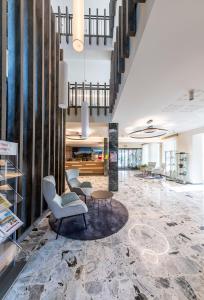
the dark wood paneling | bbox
[22,0,36,227]
[7,0,24,155]
[0,0,7,140]
[43,0,51,179]
[50,12,56,176]
[34,0,44,218]
[55,33,60,193]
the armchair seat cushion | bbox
[61,192,80,207]
[59,199,88,218]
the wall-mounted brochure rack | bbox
[0,140,24,283]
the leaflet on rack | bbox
[0,207,23,240]
[0,193,12,209]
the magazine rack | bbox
[0,140,24,280]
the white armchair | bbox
[65,169,92,203]
[42,176,88,239]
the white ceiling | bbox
[113,0,204,140]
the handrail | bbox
[68,82,110,116]
[55,7,114,45]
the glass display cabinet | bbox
[176,152,189,184]
[0,141,24,296]
[165,150,177,180]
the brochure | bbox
[0,208,23,239]
[0,193,12,209]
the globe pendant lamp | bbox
[73,0,84,52]
[81,101,89,139]
[59,60,68,109]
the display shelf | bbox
[0,140,24,283]
[176,152,189,184]
[165,150,177,180]
[0,159,23,182]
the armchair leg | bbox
[83,214,87,229]
[84,195,87,204]
[56,218,63,239]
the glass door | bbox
[118,149,142,170]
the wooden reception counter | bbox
[65,161,104,175]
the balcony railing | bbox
[55,7,113,45]
[68,82,110,116]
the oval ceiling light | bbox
[73,0,84,52]
[59,60,68,109]
[129,120,168,139]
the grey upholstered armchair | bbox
[65,169,92,203]
[42,176,88,239]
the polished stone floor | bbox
[5,171,204,300]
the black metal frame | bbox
[55,6,114,45]
[68,82,110,116]
[55,213,87,239]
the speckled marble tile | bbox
[4,171,204,300]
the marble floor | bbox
[5,171,204,300]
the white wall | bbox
[67,58,110,83]
[177,127,204,184]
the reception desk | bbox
[65,161,104,175]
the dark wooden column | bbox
[7,0,24,162]
[43,0,51,178]
[0,0,7,140]
[34,0,44,218]
[109,123,118,192]
[22,0,36,227]
[55,33,60,193]
[50,12,56,176]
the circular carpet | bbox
[49,199,129,240]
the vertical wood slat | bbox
[97,82,99,116]
[0,0,7,140]
[75,82,77,115]
[68,82,70,115]
[104,83,107,115]
[7,0,24,160]
[118,6,125,73]
[89,8,91,45]
[58,6,61,43]
[43,0,51,180]
[66,6,69,44]
[104,9,107,46]
[122,0,130,58]
[90,82,92,116]
[55,33,60,193]
[96,9,99,45]
[35,0,45,218]
[50,11,56,176]
[22,0,36,227]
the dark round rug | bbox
[49,199,129,240]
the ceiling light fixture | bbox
[73,0,84,52]
[129,120,168,139]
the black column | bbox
[50,12,56,176]
[55,33,60,193]
[34,0,44,218]
[43,0,51,178]
[22,0,36,227]
[109,123,118,191]
[0,0,7,140]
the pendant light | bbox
[59,50,68,109]
[81,101,89,138]
[73,0,84,52]
[81,52,89,139]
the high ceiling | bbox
[113,0,204,139]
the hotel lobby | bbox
[0,0,204,299]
